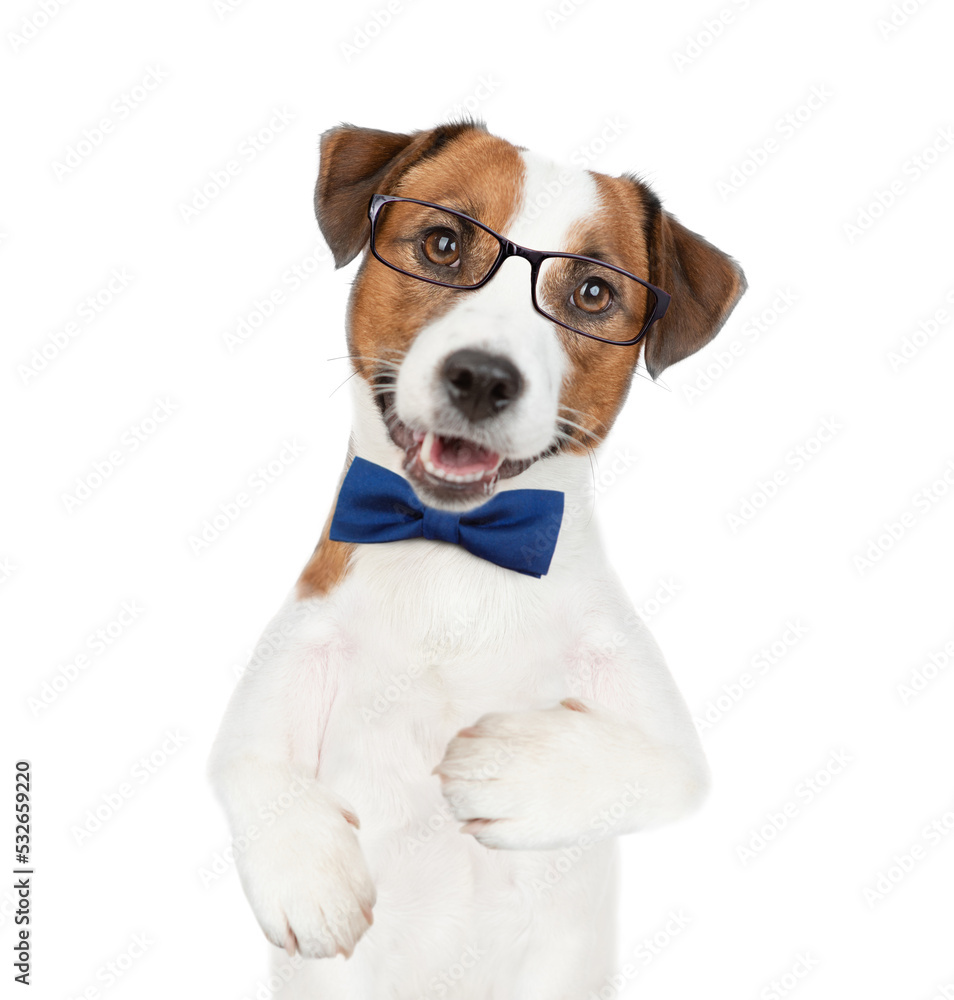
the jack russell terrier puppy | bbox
[209,120,746,999]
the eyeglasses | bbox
[367,194,670,346]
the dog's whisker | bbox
[558,421,597,437]
[556,404,593,419]
[330,370,361,397]
[556,417,604,449]
[557,405,603,435]
[631,363,670,390]
[329,352,407,375]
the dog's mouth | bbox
[376,391,542,501]
[413,431,503,486]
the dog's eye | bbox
[572,278,612,314]
[422,229,460,268]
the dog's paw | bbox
[434,700,631,851]
[234,786,375,959]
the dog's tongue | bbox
[428,432,500,476]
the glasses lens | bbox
[536,256,656,343]
[372,200,502,288]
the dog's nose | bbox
[442,349,523,422]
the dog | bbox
[209,120,746,999]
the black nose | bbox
[442,349,523,422]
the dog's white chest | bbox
[314,540,570,817]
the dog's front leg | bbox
[208,604,374,958]
[434,605,709,852]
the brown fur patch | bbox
[346,130,526,387]
[553,173,657,454]
[296,514,355,600]
[316,123,481,268]
[560,697,589,713]
[638,203,746,380]
[296,461,356,599]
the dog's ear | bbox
[638,190,746,380]
[316,122,479,269]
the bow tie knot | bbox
[329,457,564,577]
[421,506,462,546]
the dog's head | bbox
[316,121,745,510]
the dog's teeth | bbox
[421,431,436,462]
[421,432,439,476]
[417,430,498,484]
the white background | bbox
[3,0,953,997]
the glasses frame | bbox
[367,193,670,347]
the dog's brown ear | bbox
[316,122,480,268]
[639,194,746,380]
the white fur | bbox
[209,150,709,999]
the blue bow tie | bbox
[328,457,564,577]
